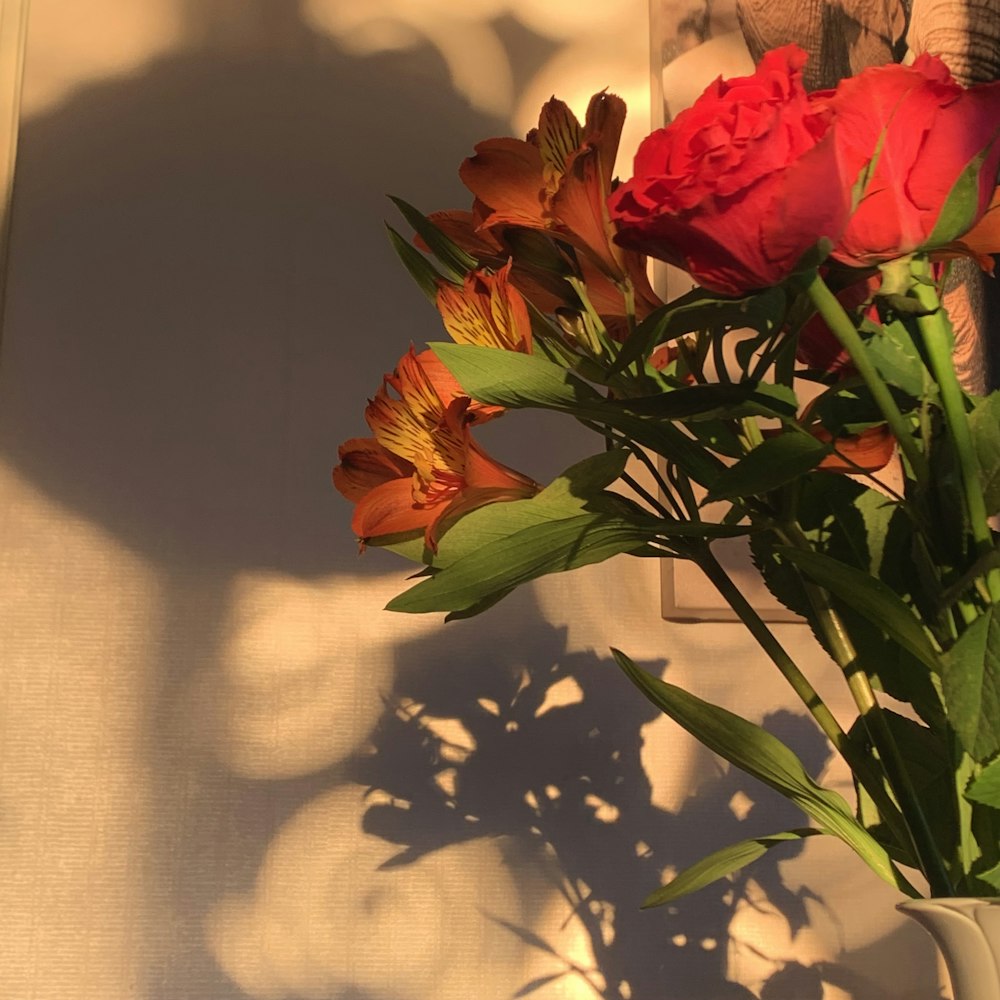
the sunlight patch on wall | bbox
[187,568,442,779]
[509,25,649,182]
[19,0,185,119]
[0,458,158,1000]
[302,0,514,118]
[206,785,527,1000]
[303,0,649,139]
[534,674,584,717]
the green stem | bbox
[698,550,874,778]
[781,524,953,897]
[910,260,1000,604]
[701,544,921,869]
[805,272,929,484]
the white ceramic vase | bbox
[898,899,1000,1000]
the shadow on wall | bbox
[3,4,573,581]
[350,610,913,1000]
[0,2,944,998]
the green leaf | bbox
[651,423,729,488]
[774,546,942,673]
[974,857,1000,891]
[389,196,477,280]
[386,224,442,303]
[379,450,633,570]
[943,607,1000,761]
[534,448,632,505]
[612,650,914,894]
[848,711,954,864]
[441,451,635,567]
[807,381,895,435]
[432,342,729,487]
[642,830,822,907]
[970,392,1000,516]
[387,513,660,614]
[610,381,798,421]
[923,128,1000,249]
[865,317,927,398]
[967,756,1000,810]
[611,285,786,375]
[432,341,604,410]
[704,434,829,503]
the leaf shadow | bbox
[348,600,857,1000]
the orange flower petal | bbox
[420,210,505,260]
[435,262,532,354]
[582,91,627,195]
[351,476,434,540]
[408,350,502,425]
[551,145,624,278]
[534,96,584,193]
[333,437,413,502]
[459,137,546,229]
[815,424,895,473]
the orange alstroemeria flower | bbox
[436,261,533,353]
[334,349,537,549]
[423,209,572,315]
[458,91,659,316]
[761,421,895,475]
[400,347,504,425]
[812,423,896,473]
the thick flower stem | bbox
[780,526,954,897]
[805,272,929,484]
[910,261,1000,604]
[698,550,839,733]
[696,547,910,842]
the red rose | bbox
[830,54,1000,267]
[607,46,848,296]
[797,271,881,375]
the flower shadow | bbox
[350,603,836,1000]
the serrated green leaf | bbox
[389,196,477,280]
[386,224,442,303]
[848,711,953,864]
[865,318,927,398]
[642,830,822,907]
[974,857,1000,891]
[612,650,915,895]
[967,757,1000,810]
[970,392,1000,516]
[704,433,829,503]
[774,546,942,673]
[943,607,1000,761]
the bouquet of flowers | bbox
[334,46,1000,904]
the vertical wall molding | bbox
[0,0,30,355]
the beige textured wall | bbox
[0,3,943,999]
